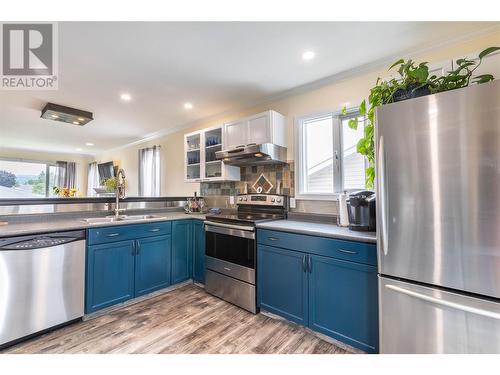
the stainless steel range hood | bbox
[215,143,287,166]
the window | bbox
[296,111,367,199]
[138,146,161,197]
[0,159,57,198]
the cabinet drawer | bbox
[88,221,172,245]
[257,229,377,266]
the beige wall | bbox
[94,29,500,197]
[0,147,92,195]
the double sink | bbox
[82,214,164,225]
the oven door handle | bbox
[204,221,255,232]
[205,221,255,239]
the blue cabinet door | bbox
[134,235,172,297]
[257,244,308,326]
[171,220,193,284]
[192,220,205,283]
[308,254,379,353]
[86,240,135,313]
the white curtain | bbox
[87,162,100,197]
[138,146,161,197]
[55,161,77,188]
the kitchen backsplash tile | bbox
[200,162,294,197]
[200,161,338,216]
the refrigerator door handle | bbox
[385,284,500,320]
[378,135,389,256]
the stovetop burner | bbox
[205,194,287,226]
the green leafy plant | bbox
[345,46,499,188]
[102,177,117,192]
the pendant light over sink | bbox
[40,102,94,126]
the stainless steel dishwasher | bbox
[0,230,85,347]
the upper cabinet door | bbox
[224,119,248,150]
[247,113,271,145]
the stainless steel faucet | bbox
[114,168,126,218]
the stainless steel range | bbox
[204,194,287,313]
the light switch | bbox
[290,197,296,208]
[229,196,235,205]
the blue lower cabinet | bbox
[308,254,379,353]
[134,235,172,297]
[257,245,308,325]
[257,229,379,353]
[172,220,193,284]
[192,220,205,283]
[86,240,135,313]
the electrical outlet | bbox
[229,196,235,205]
[289,197,296,208]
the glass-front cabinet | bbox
[184,126,240,182]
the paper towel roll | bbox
[338,192,350,227]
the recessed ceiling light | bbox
[184,102,193,110]
[85,142,94,146]
[72,121,80,125]
[51,114,59,119]
[77,117,85,121]
[120,93,132,101]
[302,50,315,61]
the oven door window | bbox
[205,231,255,269]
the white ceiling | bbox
[0,22,496,155]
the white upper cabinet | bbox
[224,119,248,149]
[247,113,270,145]
[223,110,287,150]
[184,126,240,183]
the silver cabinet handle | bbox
[267,237,279,241]
[308,255,312,273]
[149,228,160,232]
[302,255,307,272]
[338,248,357,255]
[385,284,500,320]
[106,233,120,237]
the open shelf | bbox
[205,144,222,149]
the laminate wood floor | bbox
[2,284,349,354]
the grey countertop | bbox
[256,220,377,243]
[0,212,205,238]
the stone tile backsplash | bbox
[200,162,294,197]
[200,161,338,216]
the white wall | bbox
[94,29,500,197]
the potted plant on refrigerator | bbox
[346,46,500,188]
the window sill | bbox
[294,193,340,202]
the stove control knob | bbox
[271,198,275,202]
[277,198,282,203]
[243,197,248,201]
[238,197,243,201]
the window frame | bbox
[294,107,365,201]
[0,157,57,198]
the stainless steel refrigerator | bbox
[376,80,500,354]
